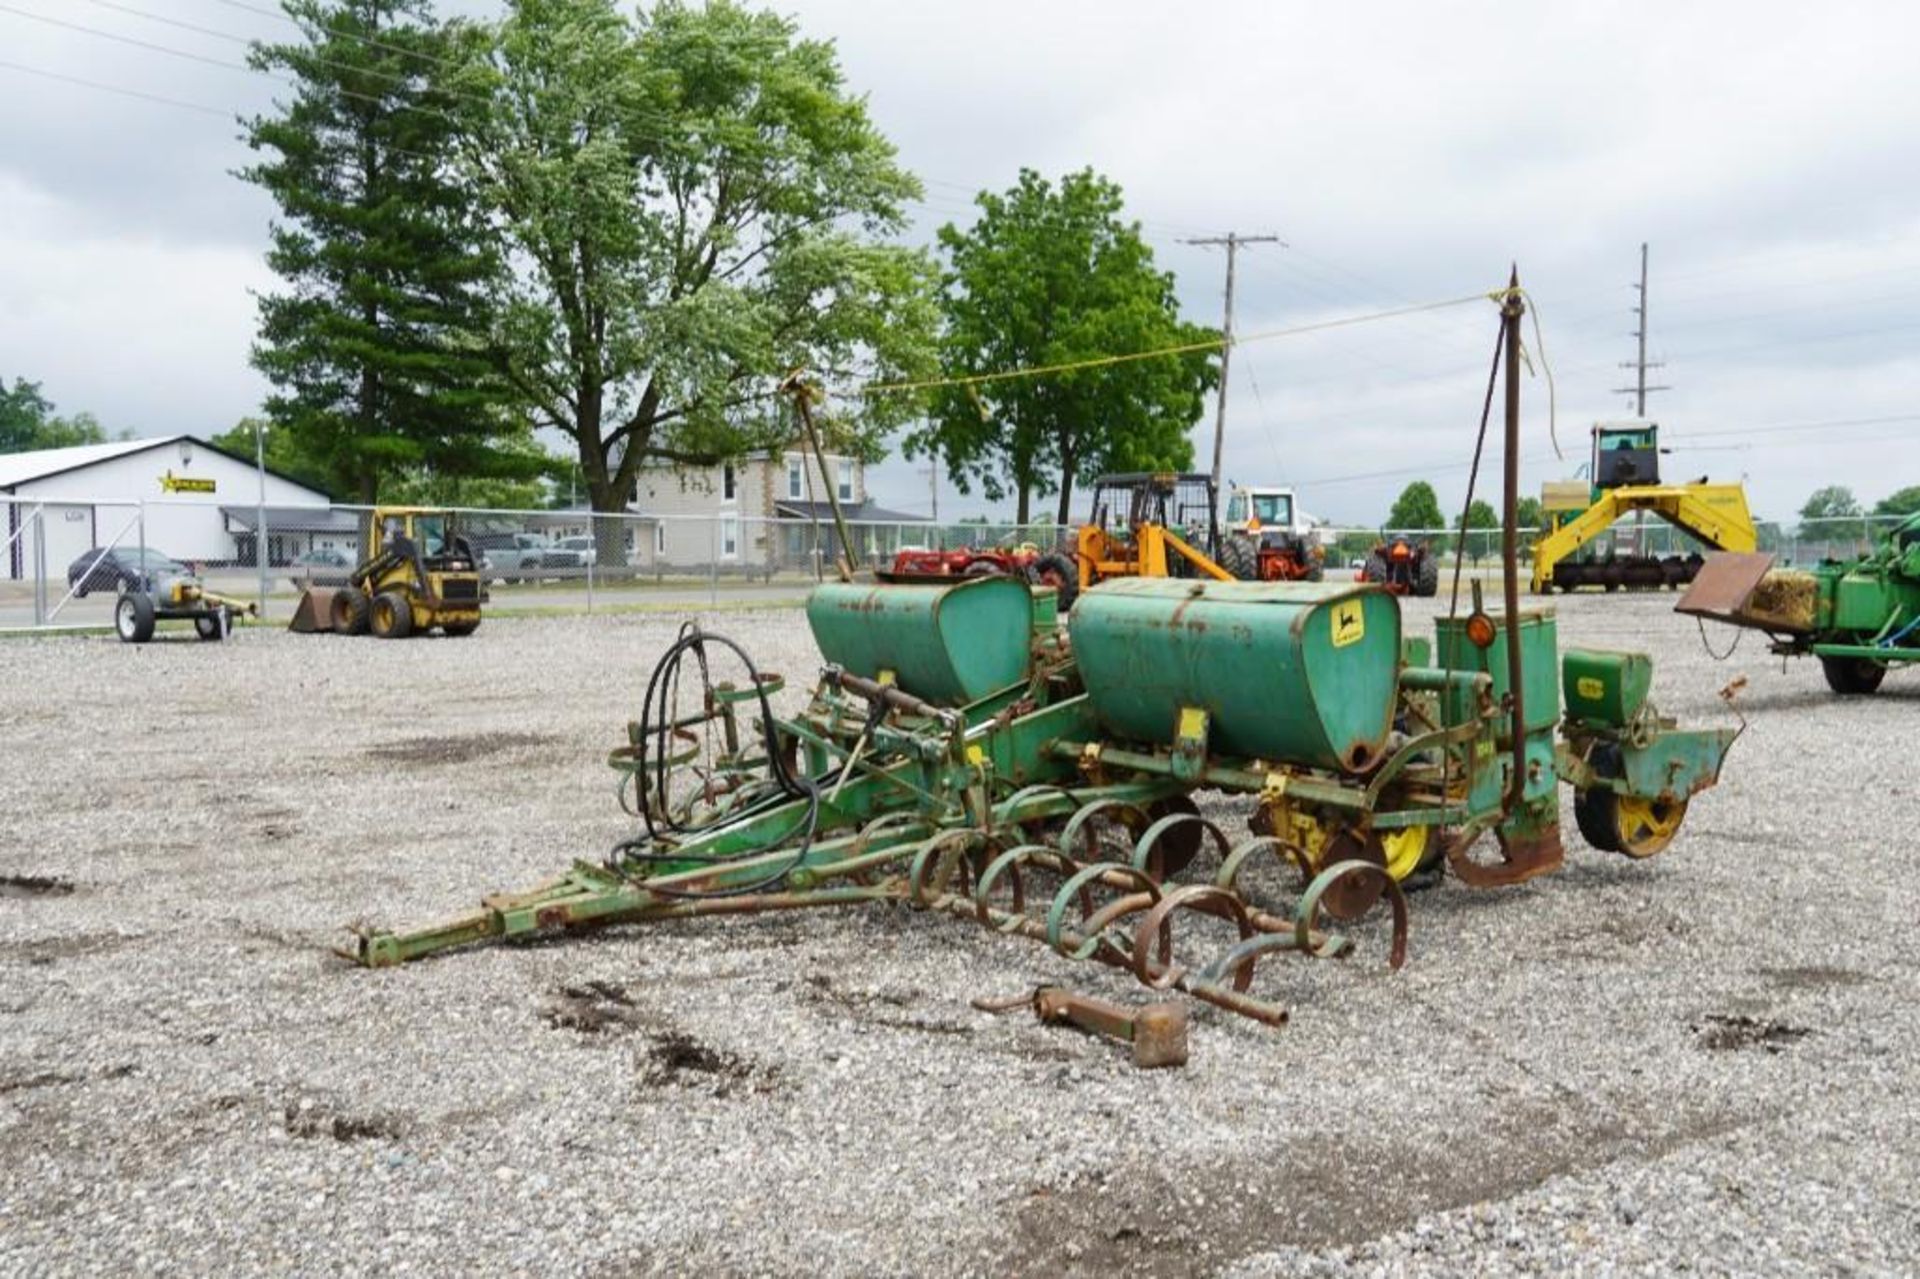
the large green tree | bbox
[242,0,538,504]
[1798,484,1861,522]
[1455,497,1499,561]
[907,169,1218,525]
[456,0,937,548]
[1386,480,1446,532]
[1873,486,1920,517]
[1,377,113,453]
[1798,483,1865,542]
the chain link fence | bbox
[2,494,1909,633]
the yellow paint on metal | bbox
[1529,481,1757,593]
[1575,675,1605,700]
[1379,825,1430,880]
[1613,794,1686,858]
[1331,599,1365,648]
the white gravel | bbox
[1,593,1915,1276]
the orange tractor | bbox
[1358,535,1440,597]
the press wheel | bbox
[1574,787,1687,859]
[1378,824,1432,882]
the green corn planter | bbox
[806,576,1034,706]
[1433,609,1561,735]
[1069,579,1401,773]
[1561,649,1651,727]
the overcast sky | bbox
[2,0,1916,524]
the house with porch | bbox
[631,443,927,573]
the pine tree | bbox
[240,0,540,503]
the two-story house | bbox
[631,442,928,573]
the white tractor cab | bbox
[1219,485,1324,582]
[1224,486,1307,538]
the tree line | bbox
[223,0,1214,544]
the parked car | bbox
[541,535,593,571]
[286,547,353,590]
[472,532,552,583]
[67,546,190,596]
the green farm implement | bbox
[343,280,1741,1028]
[1678,511,1920,695]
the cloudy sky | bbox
[2,0,1916,524]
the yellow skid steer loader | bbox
[290,507,485,638]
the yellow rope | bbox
[1495,286,1562,461]
[860,291,1499,396]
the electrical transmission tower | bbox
[1614,242,1670,416]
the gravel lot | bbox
[2,591,1915,1276]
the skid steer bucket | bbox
[1675,551,1818,633]
[289,587,338,633]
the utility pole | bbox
[1614,242,1670,416]
[1183,231,1283,515]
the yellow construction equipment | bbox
[1531,422,1755,593]
[290,507,485,637]
[1075,473,1235,592]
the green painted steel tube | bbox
[1810,643,1920,662]
[1068,579,1401,774]
[806,575,1035,705]
[1399,666,1492,696]
[1048,740,1372,810]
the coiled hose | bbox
[608,626,822,897]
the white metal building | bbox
[1,435,331,581]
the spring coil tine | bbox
[1197,930,1322,989]
[849,811,933,859]
[972,844,1064,932]
[1046,862,1162,960]
[1057,798,1150,863]
[1130,883,1257,992]
[906,828,991,907]
[991,782,1086,826]
[1130,811,1233,879]
[1214,835,1317,895]
[1294,859,1411,969]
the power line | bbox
[0,2,255,75]
[0,52,444,166]
[1298,411,1920,492]
[0,54,229,116]
[78,0,497,113]
[206,0,465,73]
[862,292,1491,396]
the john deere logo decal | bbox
[1331,599,1365,648]
[159,469,216,494]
